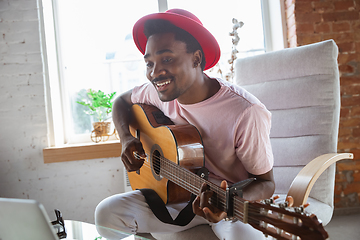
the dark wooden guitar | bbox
[127,104,329,240]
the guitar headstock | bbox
[248,197,329,240]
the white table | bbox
[63,220,148,240]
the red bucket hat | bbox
[133,9,221,70]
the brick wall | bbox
[285,0,360,209]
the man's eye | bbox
[146,62,153,68]
[163,58,172,63]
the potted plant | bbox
[76,89,117,142]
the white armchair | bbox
[235,39,353,226]
[151,40,353,239]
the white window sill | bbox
[43,141,122,163]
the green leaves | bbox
[76,89,117,122]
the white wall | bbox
[0,0,124,224]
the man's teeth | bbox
[156,80,171,87]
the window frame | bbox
[40,0,286,151]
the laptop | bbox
[0,198,59,240]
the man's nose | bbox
[150,64,166,79]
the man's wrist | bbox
[119,132,133,141]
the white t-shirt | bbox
[131,78,273,184]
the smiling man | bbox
[95,9,275,240]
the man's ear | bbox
[193,50,203,68]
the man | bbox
[95,9,274,240]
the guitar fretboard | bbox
[157,155,248,222]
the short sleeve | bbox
[235,104,273,175]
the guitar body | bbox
[128,104,205,204]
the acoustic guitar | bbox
[127,104,329,240]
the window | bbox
[40,0,285,146]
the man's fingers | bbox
[121,141,146,171]
[193,181,228,223]
[133,141,146,159]
[203,207,227,223]
[193,197,218,222]
[192,196,205,218]
[199,191,213,209]
[220,180,228,190]
[121,151,144,172]
[199,183,212,209]
[218,211,227,220]
[200,183,210,192]
[203,207,217,223]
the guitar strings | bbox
[135,159,269,225]
[135,152,261,214]
[134,151,261,217]
[134,152,228,207]
[133,152,262,221]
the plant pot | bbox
[91,121,112,143]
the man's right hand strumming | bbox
[120,135,146,172]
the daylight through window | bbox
[42,0,283,145]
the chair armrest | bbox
[287,153,354,207]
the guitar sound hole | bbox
[152,150,161,176]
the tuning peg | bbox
[262,195,280,205]
[279,202,288,208]
[294,203,310,213]
[286,196,294,207]
[263,198,274,205]
[294,206,304,213]
[272,195,280,201]
[303,203,310,208]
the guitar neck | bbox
[158,157,329,240]
[159,156,248,222]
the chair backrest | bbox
[234,40,340,207]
